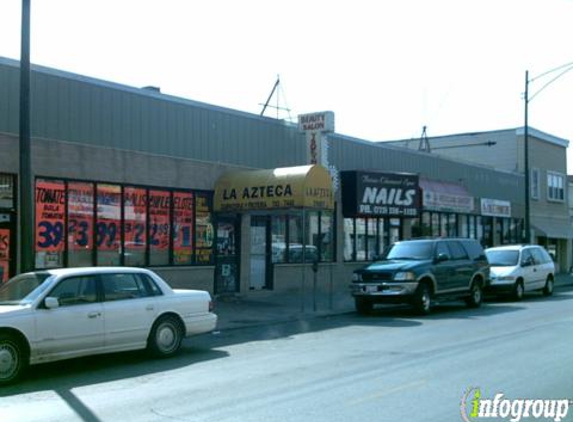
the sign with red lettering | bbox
[0,228,10,283]
[35,180,66,253]
[96,184,121,251]
[68,182,94,252]
[149,190,171,251]
[173,191,193,264]
[124,187,147,250]
[196,193,214,264]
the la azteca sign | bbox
[222,184,293,201]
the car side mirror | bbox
[436,253,449,262]
[44,297,60,309]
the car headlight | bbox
[393,271,416,281]
[352,273,362,282]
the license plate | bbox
[363,285,378,293]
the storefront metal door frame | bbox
[214,214,241,295]
[249,215,272,290]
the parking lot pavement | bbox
[213,273,573,331]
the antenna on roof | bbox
[418,125,431,152]
[259,75,293,121]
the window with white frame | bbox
[530,168,540,200]
[547,172,565,202]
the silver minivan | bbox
[485,244,555,300]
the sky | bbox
[1,0,573,169]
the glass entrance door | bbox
[250,216,269,290]
[215,216,240,294]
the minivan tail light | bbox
[209,300,214,312]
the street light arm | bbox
[529,65,573,102]
[530,61,573,83]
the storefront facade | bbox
[1,57,567,297]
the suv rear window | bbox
[461,239,486,261]
[447,241,468,260]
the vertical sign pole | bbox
[19,0,34,273]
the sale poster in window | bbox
[124,187,147,250]
[196,193,214,264]
[96,184,121,252]
[0,228,10,283]
[68,182,94,253]
[149,190,171,252]
[35,179,66,268]
[173,191,193,265]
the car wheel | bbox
[0,334,27,385]
[413,283,432,315]
[466,282,483,308]
[543,277,554,296]
[512,280,524,301]
[355,297,373,315]
[147,315,183,358]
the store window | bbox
[173,191,194,265]
[271,211,334,263]
[0,174,14,209]
[378,218,387,255]
[195,193,214,265]
[366,219,377,260]
[469,215,476,239]
[547,172,565,202]
[149,190,171,266]
[355,218,367,261]
[304,211,320,263]
[34,178,215,269]
[530,168,540,200]
[447,214,457,237]
[35,179,66,268]
[343,216,402,262]
[123,186,147,266]
[389,218,401,244]
[320,211,334,262]
[431,213,440,237]
[68,182,94,267]
[459,215,468,238]
[271,215,287,263]
[96,184,121,266]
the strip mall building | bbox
[1,57,571,300]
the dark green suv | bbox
[350,238,489,315]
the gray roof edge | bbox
[515,127,569,147]
[0,56,297,129]
[328,132,523,177]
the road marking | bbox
[347,379,427,406]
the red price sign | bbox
[149,190,171,251]
[35,180,66,252]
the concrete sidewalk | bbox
[213,273,573,331]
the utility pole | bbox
[522,62,573,243]
[19,0,34,273]
[524,70,530,243]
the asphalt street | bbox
[2,285,573,422]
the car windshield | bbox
[0,273,52,305]
[385,241,433,260]
[486,250,519,266]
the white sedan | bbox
[0,267,217,385]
